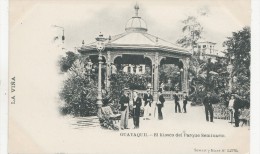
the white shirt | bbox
[229,99,235,108]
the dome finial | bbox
[134,3,139,17]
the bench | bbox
[101,106,121,124]
[239,109,250,126]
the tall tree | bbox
[177,16,203,51]
[223,27,250,97]
[177,15,206,97]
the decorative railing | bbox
[126,90,183,101]
[212,104,230,120]
[162,91,183,100]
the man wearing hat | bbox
[156,90,165,120]
[228,94,235,123]
[183,92,188,113]
[119,88,130,130]
[143,89,154,120]
[132,90,142,129]
[203,92,214,122]
[233,94,243,127]
[174,91,181,113]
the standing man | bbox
[183,92,188,113]
[157,90,165,120]
[233,94,242,127]
[174,91,181,113]
[203,92,214,122]
[143,89,153,120]
[119,88,130,130]
[228,94,235,123]
[132,91,142,129]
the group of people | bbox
[119,88,165,130]
[173,91,189,113]
[228,94,250,127]
[119,88,250,130]
[119,89,189,130]
[202,92,250,127]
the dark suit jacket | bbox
[143,94,153,106]
[233,98,243,110]
[183,96,188,104]
[119,95,130,111]
[159,94,165,107]
[174,94,180,103]
[203,96,213,107]
[133,97,142,116]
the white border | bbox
[0,0,259,153]
[251,0,260,154]
[0,0,8,153]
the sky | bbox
[10,0,250,52]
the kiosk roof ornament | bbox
[125,3,148,32]
[134,3,139,17]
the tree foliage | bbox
[177,15,230,104]
[109,71,150,112]
[59,57,98,116]
[223,27,250,97]
[159,64,180,91]
[177,15,207,99]
[177,16,203,49]
[58,51,78,72]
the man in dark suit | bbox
[233,94,243,127]
[183,92,188,113]
[132,91,142,129]
[157,90,165,120]
[203,92,214,122]
[119,88,130,130]
[174,91,181,113]
[143,89,153,120]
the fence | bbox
[126,90,183,101]
[212,104,231,120]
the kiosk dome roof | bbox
[125,4,147,32]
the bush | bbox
[59,59,98,117]
[58,51,78,72]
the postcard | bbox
[8,0,250,153]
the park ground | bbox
[64,101,249,154]
[9,101,249,154]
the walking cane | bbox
[154,103,156,118]
[133,107,135,117]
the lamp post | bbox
[52,25,65,43]
[177,68,183,91]
[180,68,183,91]
[205,58,212,92]
[52,25,65,51]
[95,33,106,117]
[147,83,152,90]
[85,59,93,81]
[227,55,234,93]
[227,64,233,92]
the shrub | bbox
[58,51,78,72]
[59,59,98,117]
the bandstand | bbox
[78,4,191,101]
